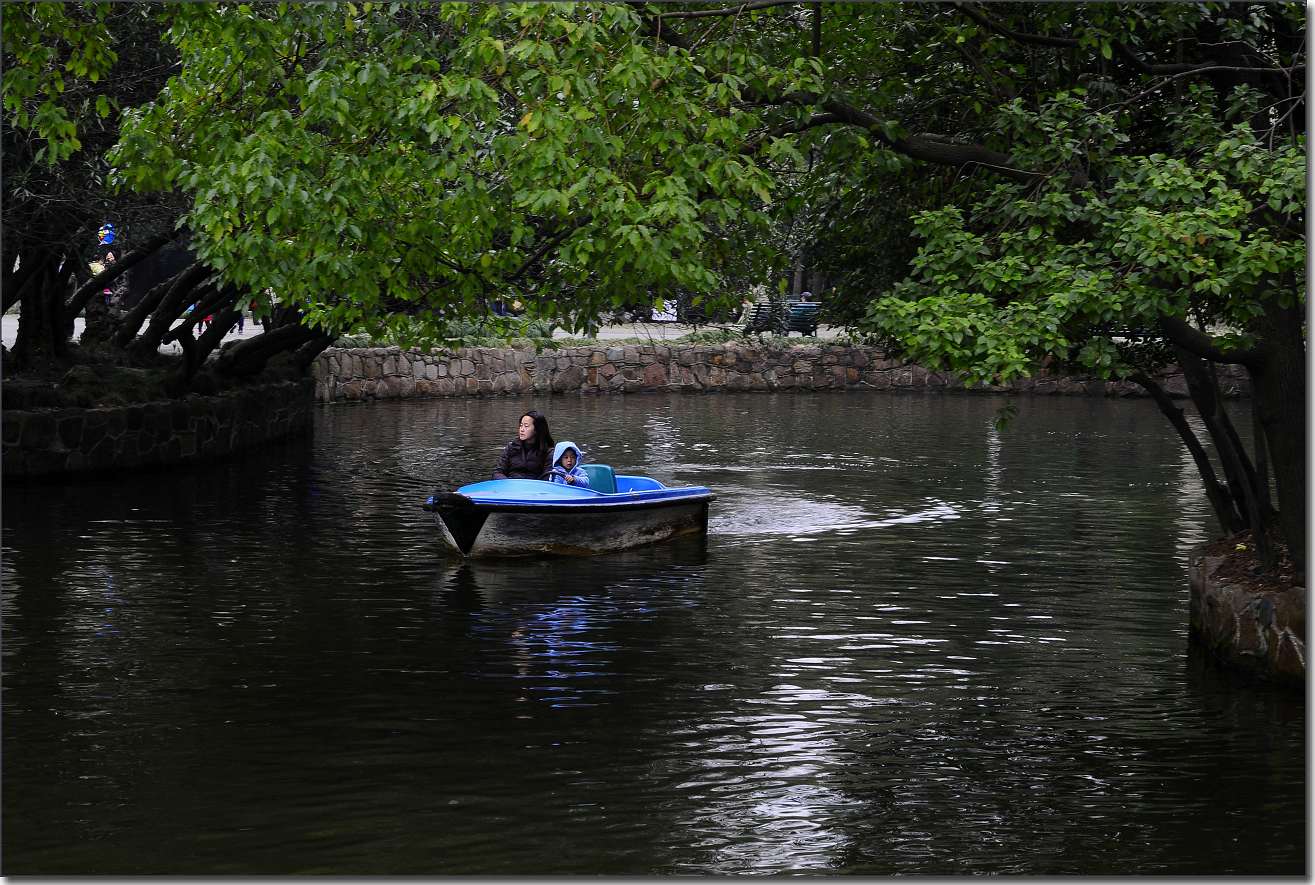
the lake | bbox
[2,391,1304,874]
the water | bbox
[2,392,1304,875]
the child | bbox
[547,441,590,488]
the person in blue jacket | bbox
[547,441,590,488]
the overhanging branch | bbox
[1157,314,1263,368]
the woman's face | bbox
[517,415,535,442]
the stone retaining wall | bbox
[1189,550,1306,686]
[312,342,1248,403]
[3,380,314,479]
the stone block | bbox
[57,414,84,450]
[22,413,56,450]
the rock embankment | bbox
[3,380,313,478]
[1190,547,1305,686]
[312,342,1248,403]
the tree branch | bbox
[213,320,321,378]
[652,1,797,20]
[63,230,180,319]
[119,262,211,353]
[1131,369,1244,535]
[956,2,1301,77]
[632,5,1044,184]
[954,2,1078,49]
[819,98,1043,183]
[1156,314,1263,368]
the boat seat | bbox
[580,463,617,494]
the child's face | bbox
[560,450,576,470]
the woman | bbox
[493,410,555,480]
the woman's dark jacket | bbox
[493,439,550,480]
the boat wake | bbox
[711,491,960,539]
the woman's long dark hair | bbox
[523,410,554,473]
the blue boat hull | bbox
[423,477,714,558]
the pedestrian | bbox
[237,312,245,333]
[101,252,116,304]
[492,410,555,480]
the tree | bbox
[824,9,1304,573]
[2,2,170,370]
[109,2,789,348]
[4,3,339,391]
[625,2,1305,569]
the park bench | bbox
[742,300,821,336]
[784,301,820,336]
[742,301,781,334]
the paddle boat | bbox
[422,464,714,558]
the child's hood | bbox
[551,441,583,467]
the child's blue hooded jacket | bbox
[547,441,590,487]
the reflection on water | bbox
[2,393,1303,875]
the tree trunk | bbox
[1133,370,1243,535]
[293,330,336,371]
[11,256,71,371]
[3,246,53,315]
[122,264,209,357]
[213,322,320,378]
[1175,346,1275,568]
[1248,301,1306,574]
